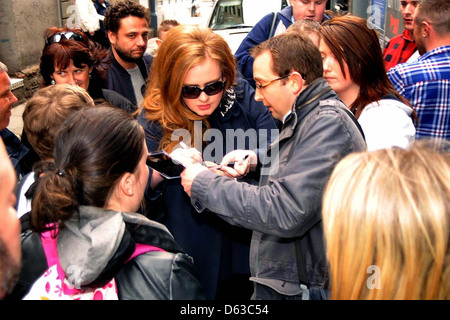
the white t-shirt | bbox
[406,50,420,63]
[127,66,145,106]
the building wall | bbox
[0,0,59,73]
[0,0,203,73]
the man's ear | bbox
[289,71,305,95]
[107,31,116,45]
[421,20,432,38]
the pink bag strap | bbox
[38,230,166,298]
[40,230,82,295]
[125,243,166,263]
[40,230,60,267]
[40,230,166,271]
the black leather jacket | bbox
[6,207,205,300]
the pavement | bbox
[7,102,26,139]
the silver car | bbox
[207,0,289,53]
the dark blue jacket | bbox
[137,76,277,299]
[235,6,330,87]
[0,128,31,178]
[106,51,153,106]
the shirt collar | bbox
[402,28,414,42]
[282,110,292,124]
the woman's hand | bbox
[169,143,203,168]
[219,150,257,179]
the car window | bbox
[209,0,288,30]
[209,0,245,29]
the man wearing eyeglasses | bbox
[104,0,153,107]
[180,33,366,300]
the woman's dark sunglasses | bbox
[182,80,225,99]
[45,31,86,45]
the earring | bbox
[89,73,92,79]
[51,79,56,85]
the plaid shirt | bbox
[383,29,417,71]
[388,46,450,140]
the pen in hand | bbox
[179,141,206,166]
[208,154,250,171]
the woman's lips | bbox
[197,104,211,111]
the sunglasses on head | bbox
[45,31,86,45]
[181,80,225,99]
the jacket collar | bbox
[280,78,334,138]
[109,48,149,80]
[419,45,450,61]
[57,206,183,288]
[279,6,293,21]
[58,206,129,287]
[213,87,240,119]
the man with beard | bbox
[104,0,153,107]
[383,1,419,71]
[0,138,21,299]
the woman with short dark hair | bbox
[39,27,135,113]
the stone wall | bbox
[12,65,42,105]
[0,0,58,73]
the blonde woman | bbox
[322,141,450,300]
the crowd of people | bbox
[0,0,448,301]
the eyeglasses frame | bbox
[45,31,86,46]
[181,80,225,99]
[255,73,292,90]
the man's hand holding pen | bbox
[175,142,257,196]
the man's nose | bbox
[9,91,18,105]
[254,88,264,102]
[137,35,146,46]
[405,4,415,15]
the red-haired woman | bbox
[39,27,134,113]
[138,25,277,300]
[21,27,136,167]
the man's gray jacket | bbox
[190,78,366,296]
